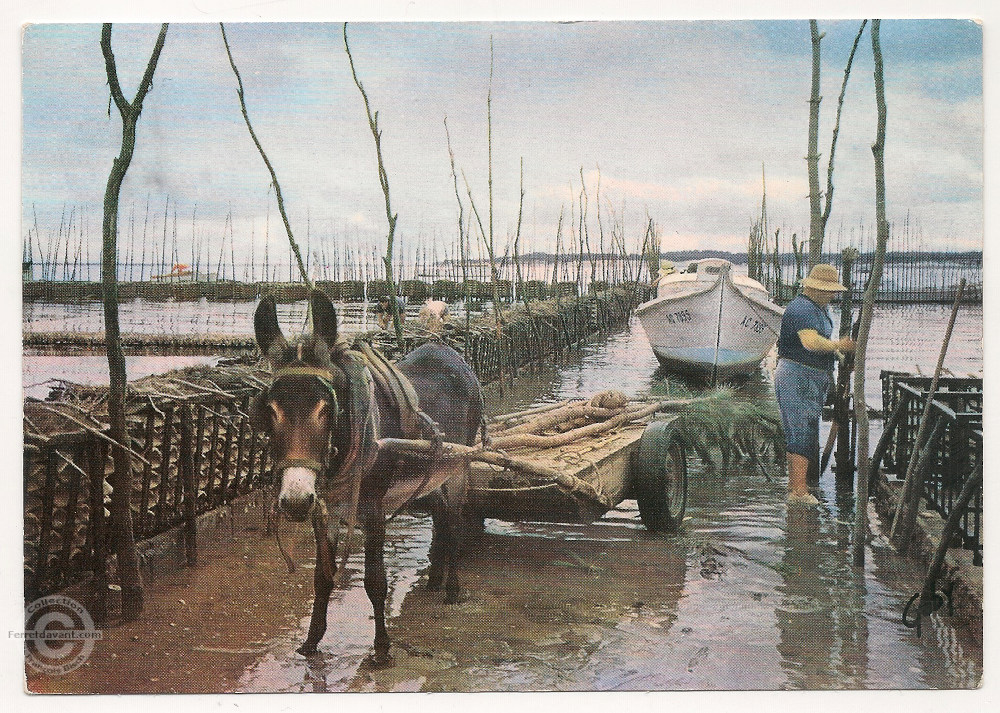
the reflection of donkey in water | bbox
[253,291,484,663]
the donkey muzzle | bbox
[278,466,319,521]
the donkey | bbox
[253,290,483,664]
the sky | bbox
[18,15,983,273]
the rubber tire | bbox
[633,421,688,532]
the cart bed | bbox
[466,420,652,523]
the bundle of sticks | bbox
[377,390,710,507]
[486,390,658,450]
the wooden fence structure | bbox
[872,371,983,565]
[24,383,269,617]
[23,277,589,305]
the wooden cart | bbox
[381,394,691,532]
[466,408,689,532]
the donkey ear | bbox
[310,290,339,346]
[254,294,287,357]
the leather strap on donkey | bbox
[353,340,443,458]
[320,341,380,580]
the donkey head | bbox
[254,291,342,521]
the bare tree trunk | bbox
[443,117,471,346]
[595,166,605,285]
[100,22,168,620]
[189,205,197,281]
[821,21,868,241]
[138,198,148,282]
[552,206,564,298]
[807,20,824,268]
[514,157,526,305]
[343,23,403,343]
[835,246,859,485]
[852,19,887,567]
[160,196,169,279]
[575,180,584,294]
[485,37,502,330]
[578,168,595,293]
[220,24,312,291]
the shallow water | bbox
[24,300,983,692]
[488,305,982,413]
[32,461,981,692]
[33,466,982,691]
[23,299,982,409]
[23,297,386,336]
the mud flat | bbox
[27,457,983,693]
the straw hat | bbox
[801,263,847,292]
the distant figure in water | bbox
[374,295,405,330]
[417,299,450,334]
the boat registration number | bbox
[665,309,692,324]
[740,315,767,334]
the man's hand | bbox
[799,329,857,354]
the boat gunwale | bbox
[635,272,721,314]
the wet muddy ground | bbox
[25,308,983,692]
[27,459,982,692]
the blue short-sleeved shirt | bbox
[777,294,835,371]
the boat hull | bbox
[636,267,783,382]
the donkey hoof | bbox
[296,641,320,656]
[363,649,395,670]
[444,588,467,605]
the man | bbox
[417,299,450,334]
[775,264,855,504]
[374,295,406,330]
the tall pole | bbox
[807,20,824,268]
[99,22,168,620]
[221,23,312,291]
[853,20,887,568]
[344,23,403,344]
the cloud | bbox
[21,21,982,262]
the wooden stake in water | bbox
[852,20,888,569]
[832,247,859,486]
[344,22,402,342]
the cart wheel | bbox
[633,421,688,532]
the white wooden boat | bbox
[635,258,784,382]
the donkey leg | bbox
[298,515,337,656]
[426,492,446,591]
[363,509,392,667]
[442,511,461,604]
[441,469,468,605]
